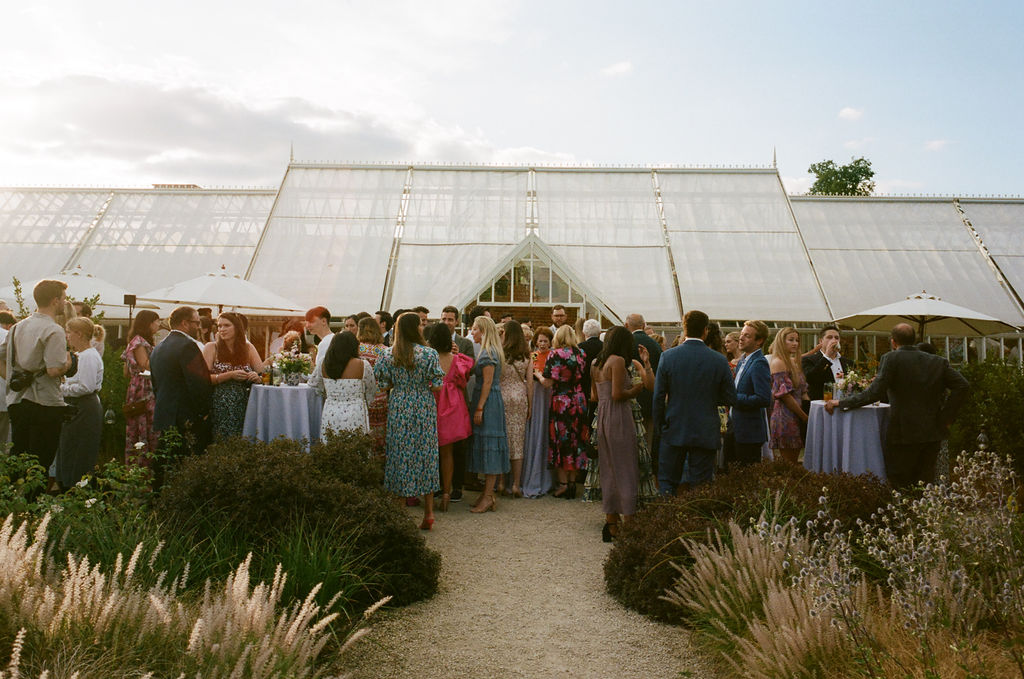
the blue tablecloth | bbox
[804,400,889,480]
[242,384,323,447]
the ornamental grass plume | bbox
[0,512,374,678]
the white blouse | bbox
[61,347,104,397]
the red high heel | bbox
[420,516,435,531]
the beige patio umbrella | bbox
[833,291,1020,337]
[138,266,305,314]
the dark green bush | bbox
[99,339,128,464]
[156,435,440,607]
[948,359,1024,477]
[604,460,892,624]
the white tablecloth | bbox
[804,400,889,480]
[242,384,323,446]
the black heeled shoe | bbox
[602,522,618,542]
[565,483,577,500]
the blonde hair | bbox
[769,327,804,386]
[66,317,95,341]
[473,316,503,361]
[552,324,578,349]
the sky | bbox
[1,0,1022,195]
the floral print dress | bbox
[374,345,445,497]
[358,342,390,449]
[211,359,253,441]
[543,346,590,471]
[123,335,158,464]
[770,371,807,449]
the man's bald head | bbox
[891,323,916,347]
[625,313,645,331]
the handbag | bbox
[122,399,150,418]
[6,325,43,393]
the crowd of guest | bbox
[0,281,969,542]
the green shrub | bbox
[948,359,1024,477]
[156,436,440,608]
[604,460,892,624]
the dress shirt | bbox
[733,353,748,386]
[306,332,334,395]
[61,347,103,397]
[820,351,845,380]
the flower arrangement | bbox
[836,368,873,394]
[273,348,312,376]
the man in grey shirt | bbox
[0,279,75,469]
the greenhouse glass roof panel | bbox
[551,244,678,321]
[657,171,793,232]
[73,190,275,291]
[388,242,518,312]
[667,230,830,322]
[534,170,663,246]
[403,169,528,244]
[273,166,408,220]
[958,201,1024,301]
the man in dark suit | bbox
[150,306,213,459]
[578,319,604,401]
[653,310,736,494]
[803,325,851,402]
[825,323,969,488]
[626,313,662,454]
[731,320,772,466]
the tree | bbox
[807,156,876,196]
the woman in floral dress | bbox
[201,312,263,441]
[374,312,445,530]
[357,317,390,451]
[768,326,809,464]
[123,310,161,464]
[539,325,589,499]
[499,320,532,497]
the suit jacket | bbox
[579,336,603,401]
[150,330,213,433]
[653,339,736,450]
[803,351,851,401]
[732,349,771,444]
[840,345,969,445]
[633,330,663,419]
[453,333,474,357]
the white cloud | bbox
[875,178,926,195]
[0,75,575,186]
[838,107,863,121]
[781,175,813,195]
[843,137,875,150]
[601,61,633,77]
[924,139,949,152]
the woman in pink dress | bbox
[122,309,161,465]
[427,322,473,512]
[768,327,809,464]
[357,317,390,452]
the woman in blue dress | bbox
[468,315,510,514]
[374,312,445,530]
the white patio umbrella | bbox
[138,266,305,314]
[0,266,158,318]
[833,291,1020,337]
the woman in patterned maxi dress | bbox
[202,313,263,441]
[374,312,445,530]
[123,310,161,464]
[539,325,590,499]
[498,320,532,497]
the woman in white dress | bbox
[320,330,378,438]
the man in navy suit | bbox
[150,306,213,458]
[731,320,772,465]
[653,310,736,494]
[826,323,968,487]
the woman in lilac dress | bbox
[538,325,589,499]
[522,327,553,498]
[768,327,809,464]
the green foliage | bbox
[807,156,876,196]
[604,460,892,623]
[99,339,128,463]
[948,359,1024,478]
[10,276,29,318]
[157,434,440,607]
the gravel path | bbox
[346,491,717,679]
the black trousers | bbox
[733,441,764,467]
[452,434,470,491]
[885,441,941,488]
[9,399,65,472]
